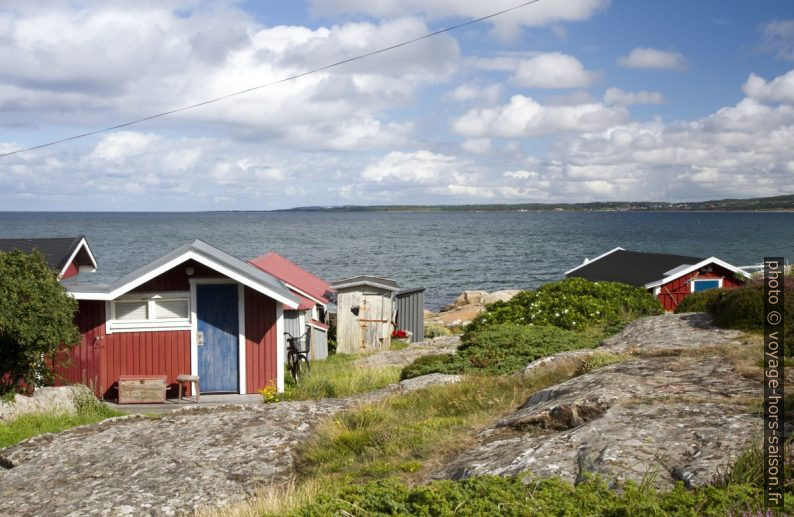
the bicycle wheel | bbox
[292,355,309,382]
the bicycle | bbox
[284,331,311,382]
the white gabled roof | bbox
[564,247,624,276]
[65,240,300,308]
[643,256,751,289]
[59,236,98,279]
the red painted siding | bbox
[61,260,79,279]
[132,260,221,292]
[54,300,193,399]
[54,300,103,394]
[244,287,277,393]
[656,264,745,311]
[102,330,191,400]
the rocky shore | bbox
[438,313,762,490]
[0,313,767,515]
[425,289,521,327]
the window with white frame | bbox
[109,292,190,331]
[691,278,722,292]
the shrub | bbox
[401,324,599,379]
[423,323,451,339]
[291,474,779,516]
[400,354,462,380]
[674,288,726,314]
[0,250,80,394]
[701,281,793,355]
[464,278,663,337]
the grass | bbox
[0,389,124,449]
[283,354,401,401]
[214,358,591,517]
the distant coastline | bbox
[277,193,794,213]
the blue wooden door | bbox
[197,284,239,392]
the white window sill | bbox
[107,320,192,334]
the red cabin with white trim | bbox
[566,247,750,311]
[52,239,299,399]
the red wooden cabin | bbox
[565,247,750,311]
[53,239,299,399]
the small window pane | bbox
[156,299,189,319]
[116,301,148,321]
[694,280,720,292]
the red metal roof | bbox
[248,252,333,305]
[293,292,316,311]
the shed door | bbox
[358,293,388,351]
[197,284,239,393]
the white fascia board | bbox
[58,237,98,279]
[564,247,625,276]
[283,282,327,307]
[643,257,751,289]
[68,250,300,308]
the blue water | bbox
[1,211,792,309]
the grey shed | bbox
[395,287,425,343]
[331,275,399,354]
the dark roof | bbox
[332,275,399,292]
[0,236,87,272]
[397,287,426,297]
[566,248,704,287]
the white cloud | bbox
[617,47,688,71]
[361,150,469,184]
[310,0,610,38]
[0,4,459,151]
[445,84,501,104]
[461,138,492,153]
[761,19,794,61]
[603,87,665,106]
[453,95,628,138]
[742,70,794,104]
[503,170,537,180]
[512,53,598,88]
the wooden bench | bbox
[118,375,167,404]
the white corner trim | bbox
[276,303,284,393]
[643,257,751,289]
[564,247,625,276]
[238,283,247,395]
[58,237,98,279]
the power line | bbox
[0,0,541,158]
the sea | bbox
[1,211,792,310]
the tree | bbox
[0,250,79,394]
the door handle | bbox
[197,331,204,346]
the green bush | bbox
[0,250,80,394]
[400,354,461,380]
[291,474,779,516]
[464,278,663,337]
[674,289,726,314]
[401,324,599,379]
[691,280,794,355]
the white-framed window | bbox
[690,278,723,293]
[108,292,191,332]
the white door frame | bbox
[189,278,247,394]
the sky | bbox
[1,0,794,210]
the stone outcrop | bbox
[437,313,762,490]
[355,336,461,368]
[429,289,522,327]
[0,385,94,422]
[0,374,460,517]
